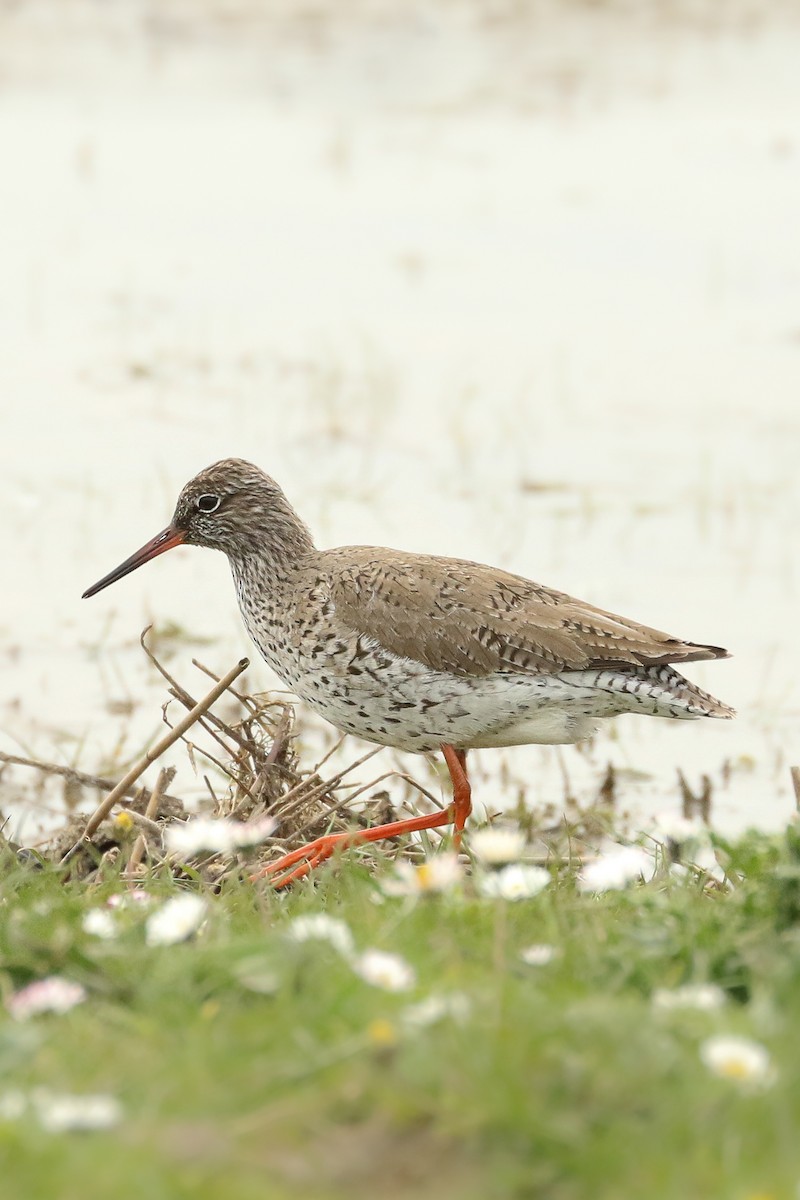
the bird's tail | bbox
[635,663,735,719]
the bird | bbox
[83,458,734,885]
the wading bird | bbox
[83,459,733,885]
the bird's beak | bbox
[82,526,186,598]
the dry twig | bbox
[0,751,183,810]
[62,657,249,863]
[678,770,713,824]
[125,765,176,876]
[790,766,800,812]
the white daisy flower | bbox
[165,814,276,857]
[352,949,416,992]
[31,1089,123,1133]
[700,1035,774,1086]
[82,908,118,940]
[402,992,470,1029]
[7,977,87,1020]
[519,943,560,967]
[578,845,652,893]
[470,826,527,866]
[145,894,208,947]
[382,852,464,897]
[284,914,355,958]
[477,863,550,901]
[652,983,726,1012]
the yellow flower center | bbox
[719,1057,752,1080]
[415,865,434,890]
[367,1019,398,1048]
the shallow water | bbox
[2,2,799,841]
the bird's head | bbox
[82,458,312,599]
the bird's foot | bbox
[251,805,457,889]
[253,831,351,888]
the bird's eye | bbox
[196,494,221,514]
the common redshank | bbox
[83,458,734,885]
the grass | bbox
[0,831,799,1199]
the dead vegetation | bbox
[0,631,454,885]
[0,630,742,887]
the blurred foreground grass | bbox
[0,832,799,1200]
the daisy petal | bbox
[578,846,651,893]
[700,1035,774,1086]
[477,864,550,901]
[145,894,208,946]
[284,914,355,958]
[353,949,415,992]
[7,977,87,1020]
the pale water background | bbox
[2,1,799,842]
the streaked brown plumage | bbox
[83,458,733,884]
[330,548,728,675]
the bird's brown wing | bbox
[328,548,729,678]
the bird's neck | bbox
[228,528,316,678]
[227,508,316,600]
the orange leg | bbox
[442,745,471,851]
[252,744,472,888]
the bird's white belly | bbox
[288,656,636,752]
[242,609,700,753]
[461,707,601,748]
